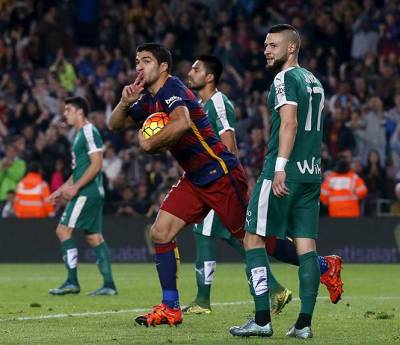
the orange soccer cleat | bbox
[320,255,344,304]
[135,304,183,327]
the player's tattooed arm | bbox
[109,72,144,131]
[273,104,297,197]
[138,105,191,153]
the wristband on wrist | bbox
[275,157,288,172]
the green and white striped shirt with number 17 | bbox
[264,66,325,183]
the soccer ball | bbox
[142,112,170,139]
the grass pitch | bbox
[0,263,399,345]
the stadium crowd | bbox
[0,0,400,217]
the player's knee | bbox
[243,232,265,250]
[150,223,173,243]
[294,238,316,255]
[86,234,104,247]
[56,225,73,242]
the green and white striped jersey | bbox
[264,66,325,182]
[203,91,236,137]
[71,123,104,197]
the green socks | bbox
[93,241,115,288]
[194,233,216,308]
[61,238,78,285]
[298,251,320,316]
[61,239,115,289]
[245,248,270,312]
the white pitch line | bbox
[1,296,399,322]
[0,300,257,322]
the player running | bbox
[109,43,249,327]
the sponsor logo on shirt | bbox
[165,95,182,107]
[296,156,321,175]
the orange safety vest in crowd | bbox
[320,171,368,217]
[14,172,55,218]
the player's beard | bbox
[143,72,159,89]
[188,79,206,91]
[266,53,288,74]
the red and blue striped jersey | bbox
[127,76,239,186]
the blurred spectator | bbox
[50,159,67,192]
[359,97,387,164]
[320,157,368,217]
[390,183,400,216]
[214,26,242,70]
[91,111,115,145]
[323,109,355,160]
[346,110,365,157]
[0,144,26,203]
[49,49,77,93]
[321,143,334,174]
[241,127,265,173]
[133,182,150,215]
[104,171,128,209]
[361,150,392,215]
[13,162,54,218]
[329,81,360,117]
[351,19,379,59]
[36,6,64,66]
[375,64,397,108]
[147,160,165,191]
[353,77,369,104]
[115,186,137,217]
[378,12,400,56]
[1,191,15,218]
[146,191,167,222]
[103,145,122,190]
[351,156,364,176]
[387,94,400,125]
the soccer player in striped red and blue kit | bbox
[109,43,343,328]
[109,43,249,327]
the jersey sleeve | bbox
[126,95,148,121]
[273,70,298,110]
[83,125,104,154]
[211,93,235,135]
[159,79,191,114]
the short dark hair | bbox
[136,43,173,73]
[197,55,223,85]
[268,24,301,49]
[268,24,298,34]
[65,96,90,116]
